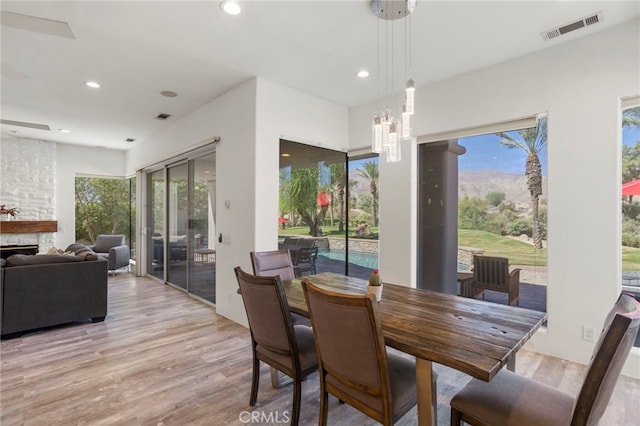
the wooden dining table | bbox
[283,272,547,426]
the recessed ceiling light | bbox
[281,153,291,157]
[356,70,370,78]
[160,90,178,98]
[220,0,241,15]
[59,128,70,133]
[85,81,101,88]
[125,138,136,143]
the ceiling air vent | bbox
[541,11,603,41]
[155,113,171,120]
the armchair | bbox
[89,234,130,274]
[472,255,520,306]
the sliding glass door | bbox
[167,162,189,290]
[146,151,216,304]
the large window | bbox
[278,140,380,279]
[457,118,547,311]
[621,103,640,302]
[417,116,547,310]
[75,175,135,259]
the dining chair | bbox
[250,250,311,327]
[234,267,318,426]
[292,246,318,277]
[450,292,640,426]
[472,255,521,306]
[301,279,417,426]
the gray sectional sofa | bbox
[0,245,108,338]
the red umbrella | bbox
[622,179,640,196]
[278,217,288,223]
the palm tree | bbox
[496,117,547,249]
[288,166,328,237]
[623,106,640,128]
[357,160,379,227]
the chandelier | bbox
[371,0,416,163]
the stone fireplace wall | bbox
[0,136,56,251]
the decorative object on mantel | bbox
[0,205,20,221]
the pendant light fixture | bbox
[371,0,416,163]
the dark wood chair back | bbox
[234,267,318,426]
[472,255,521,305]
[571,292,640,425]
[292,247,318,277]
[302,279,416,425]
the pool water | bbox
[319,250,378,269]
[319,249,471,272]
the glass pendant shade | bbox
[386,122,401,162]
[382,111,392,148]
[402,104,411,139]
[405,78,415,115]
[372,114,383,152]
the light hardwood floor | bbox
[1,273,638,425]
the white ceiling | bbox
[1,1,638,150]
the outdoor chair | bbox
[472,255,520,306]
[450,292,640,426]
[234,267,318,426]
[292,246,318,277]
[302,279,417,425]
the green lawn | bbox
[458,229,547,267]
[622,246,640,271]
[281,225,640,270]
[279,225,379,238]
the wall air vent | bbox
[156,113,171,120]
[541,11,603,41]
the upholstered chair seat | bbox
[234,267,318,426]
[450,293,640,426]
[302,279,418,425]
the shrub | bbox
[486,191,505,207]
[507,218,532,237]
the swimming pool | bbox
[319,249,471,272]
[318,249,378,269]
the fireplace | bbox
[0,244,39,259]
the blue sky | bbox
[459,133,548,175]
[623,126,640,147]
[347,123,639,175]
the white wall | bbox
[124,77,349,326]
[349,19,640,377]
[254,77,349,253]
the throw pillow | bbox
[64,243,98,261]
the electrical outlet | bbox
[582,326,595,342]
